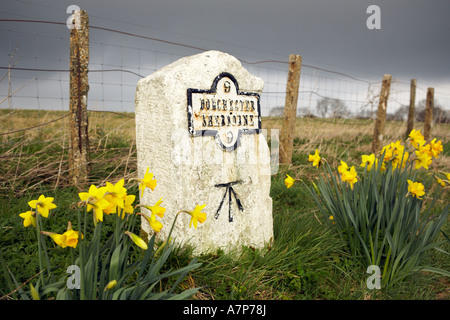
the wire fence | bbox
[0,16,449,191]
[2,18,449,121]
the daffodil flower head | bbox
[19,210,36,228]
[78,185,110,223]
[104,179,127,209]
[284,174,295,189]
[408,129,426,149]
[392,151,409,170]
[380,144,394,162]
[185,204,207,229]
[338,160,349,174]
[28,195,57,218]
[144,198,166,219]
[41,222,83,249]
[139,167,157,196]
[360,154,375,171]
[140,212,163,233]
[407,180,425,199]
[414,148,432,170]
[309,149,321,168]
[429,138,443,158]
[341,166,358,190]
[121,194,136,217]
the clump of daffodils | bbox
[285,129,446,199]
[19,167,208,250]
[14,167,207,300]
[284,129,448,288]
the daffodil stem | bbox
[77,206,86,300]
[35,211,45,286]
[115,210,120,248]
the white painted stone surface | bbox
[135,50,273,254]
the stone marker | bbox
[135,50,273,254]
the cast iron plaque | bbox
[187,72,261,151]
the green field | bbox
[1,109,449,300]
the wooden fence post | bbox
[69,10,90,188]
[279,54,302,165]
[405,78,416,138]
[424,87,434,141]
[372,74,392,153]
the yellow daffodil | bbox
[19,210,36,228]
[121,194,136,216]
[104,179,127,211]
[380,143,394,162]
[185,204,207,229]
[139,167,157,196]
[429,138,443,158]
[28,195,57,218]
[360,154,375,171]
[284,174,295,189]
[105,193,135,218]
[446,173,450,181]
[139,212,163,233]
[339,161,358,189]
[419,143,432,157]
[144,198,166,219]
[42,222,82,249]
[125,231,148,250]
[407,180,425,199]
[139,198,165,232]
[414,149,432,170]
[308,149,321,168]
[341,166,358,190]
[338,160,349,174]
[392,151,409,170]
[408,129,426,149]
[391,140,404,152]
[78,185,110,223]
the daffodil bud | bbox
[105,280,117,291]
[125,231,148,250]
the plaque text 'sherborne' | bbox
[187,72,262,151]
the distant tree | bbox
[269,106,284,117]
[391,104,409,121]
[316,97,348,118]
[356,108,375,119]
[415,99,449,123]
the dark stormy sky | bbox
[1,0,449,113]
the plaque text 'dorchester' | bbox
[187,72,261,151]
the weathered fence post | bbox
[424,87,434,141]
[371,74,392,153]
[405,78,416,138]
[279,54,302,165]
[69,10,90,188]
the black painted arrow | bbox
[214,180,244,222]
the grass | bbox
[1,109,449,300]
